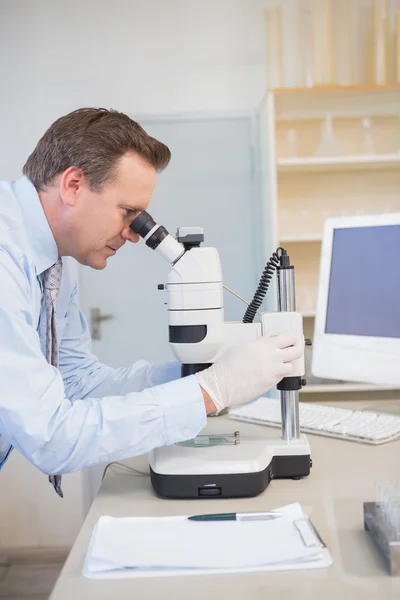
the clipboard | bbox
[294,517,326,548]
[83,502,332,579]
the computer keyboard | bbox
[229,398,400,445]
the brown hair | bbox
[23,108,171,191]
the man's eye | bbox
[124,209,137,217]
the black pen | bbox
[188,511,283,522]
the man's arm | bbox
[58,281,217,412]
[0,247,211,475]
[58,281,182,401]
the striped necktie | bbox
[41,257,64,498]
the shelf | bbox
[273,86,400,121]
[301,383,400,394]
[300,309,316,317]
[280,234,322,243]
[293,307,315,317]
[271,84,400,95]
[277,154,400,173]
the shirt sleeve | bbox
[59,285,181,401]
[0,247,207,475]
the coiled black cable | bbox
[242,247,286,323]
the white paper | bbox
[83,503,332,579]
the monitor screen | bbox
[325,224,400,339]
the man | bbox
[0,108,302,496]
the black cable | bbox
[242,247,286,323]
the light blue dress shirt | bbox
[0,177,207,475]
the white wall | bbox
[0,0,271,180]
[0,0,272,548]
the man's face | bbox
[61,152,156,269]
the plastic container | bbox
[265,8,283,89]
[310,0,334,85]
[314,114,344,157]
[369,0,391,85]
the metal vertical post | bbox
[277,266,300,441]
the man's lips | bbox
[107,243,125,252]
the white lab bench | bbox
[49,400,400,600]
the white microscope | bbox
[130,212,312,499]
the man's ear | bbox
[59,167,86,207]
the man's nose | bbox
[121,226,140,243]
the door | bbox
[78,114,263,506]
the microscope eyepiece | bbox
[130,210,184,264]
[130,210,156,237]
[130,210,168,250]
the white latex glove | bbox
[196,333,303,413]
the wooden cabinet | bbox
[261,85,400,402]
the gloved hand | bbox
[196,333,303,413]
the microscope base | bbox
[149,433,311,499]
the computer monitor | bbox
[311,213,400,386]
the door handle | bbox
[90,307,114,340]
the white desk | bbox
[50,400,400,600]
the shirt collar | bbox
[13,176,59,276]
